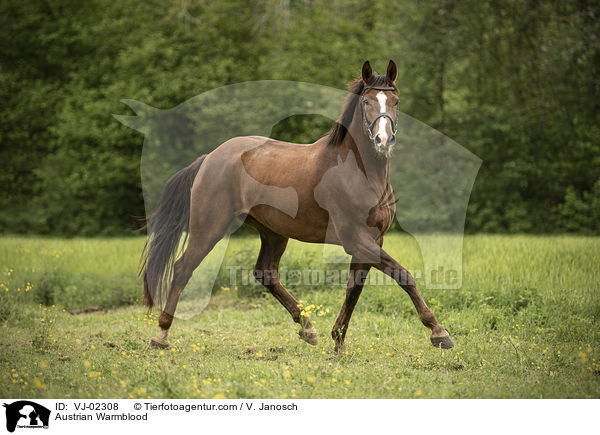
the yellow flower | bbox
[84,360,91,368]
[213,393,226,399]
[414,390,423,396]
[33,378,46,390]
[307,376,316,383]
[39,361,48,368]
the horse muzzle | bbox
[374,133,396,154]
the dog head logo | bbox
[3,401,50,432]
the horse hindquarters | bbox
[148,156,238,348]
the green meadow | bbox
[0,234,598,398]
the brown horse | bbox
[140,60,454,353]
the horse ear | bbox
[361,61,373,84]
[386,60,397,83]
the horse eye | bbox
[364,100,370,106]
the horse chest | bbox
[367,187,396,234]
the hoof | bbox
[431,334,454,349]
[298,327,318,345]
[150,337,169,349]
[333,343,346,355]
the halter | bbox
[359,86,399,140]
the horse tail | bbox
[139,155,206,309]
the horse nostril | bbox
[389,135,396,145]
[375,135,382,145]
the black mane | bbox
[327,74,396,147]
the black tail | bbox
[139,155,206,309]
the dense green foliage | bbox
[1,0,599,235]
[1,235,599,398]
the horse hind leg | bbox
[149,242,209,348]
[150,216,232,348]
[254,230,317,345]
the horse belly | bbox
[247,203,338,244]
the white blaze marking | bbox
[375,92,388,144]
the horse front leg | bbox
[348,235,453,349]
[332,259,371,354]
[377,250,453,348]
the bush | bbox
[556,179,600,234]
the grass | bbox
[0,234,599,398]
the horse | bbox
[140,60,454,353]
